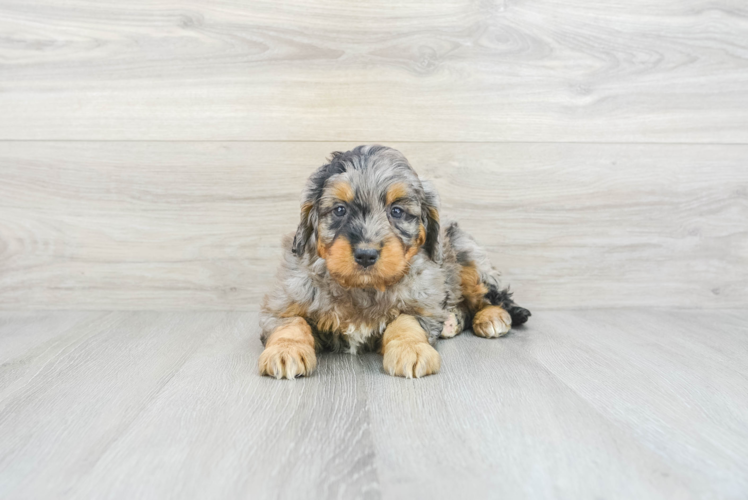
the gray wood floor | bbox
[1,309,747,499]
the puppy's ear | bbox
[292,156,347,257]
[420,180,442,263]
[292,201,316,257]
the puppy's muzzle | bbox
[353,247,379,268]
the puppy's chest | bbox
[341,322,387,354]
[312,302,402,354]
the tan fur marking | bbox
[316,236,327,259]
[386,183,409,206]
[416,224,426,247]
[325,235,413,291]
[403,225,426,261]
[316,311,343,333]
[376,237,408,290]
[331,181,355,203]
[301,201,314,216]
[460,264,489,313]
[258,317,317,379]
[280,302,308,318]
[427,206,439,223]
[473,306,512,338]
[381,314,440,378]
[325,237,357,284]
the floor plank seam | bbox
[72,316,216,482]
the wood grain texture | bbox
[1,309,747,499]
[1,141,746,310]
[0,0,747,141]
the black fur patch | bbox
[485,284,531,326]
[485,285,513,308]
[347,228,363,246]
[455,250,471,264]
[308,158,347,204]
[423,214,440,261]
[507,306,531,326]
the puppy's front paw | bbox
[383,340,441,378]
[259,340,317,379]
[473,306,512,338]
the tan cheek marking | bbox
[325,234,414,291]
[460,264,489,313]
[377,237,408,287]
[325,237,357,279]
[386,183,409,206]
[317,234,327,259]
[404,245,419,261]
[331,182,355,203]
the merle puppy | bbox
[259,145,530,379]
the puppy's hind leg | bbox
[463,267,531,338]
[445,222,531,338]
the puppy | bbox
[259,145,530,379]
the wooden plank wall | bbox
[1,0,747,309]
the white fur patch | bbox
[440,312,459,338]
[345,321,387,354]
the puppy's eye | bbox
[390,207,404,219]
[333,205,347,217]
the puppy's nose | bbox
[353,248,379,268]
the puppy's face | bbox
[293,146,440,290]
[316,172,425,290]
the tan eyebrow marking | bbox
[330,181,354,203]
[386,183,409,205]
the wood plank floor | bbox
[1,309,747,499]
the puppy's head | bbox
[293,145,440,290]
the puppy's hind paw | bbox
[259,341,317,380]
[472,306,512,338]
[440,312,460,338]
